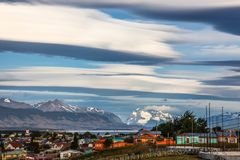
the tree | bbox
[152,121,174,137]
[83,131,97,139]
[0,139,4,152]
[152,111,207,139]
[31,131,41,138]
[103,138,113,148]
[71,132,79,150]
[213,126,222,133]
[196,118,207,133]
[124,136,134,143]
[83,132,92,138]
[105,132,110,136]
[156,136,164,142]
[26,142,40,153]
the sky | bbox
[0,0,240,121]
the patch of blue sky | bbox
[100,8,208,31]
[173,43,240,61]
[151,19,208,31]
[155,64,218,74]
[0,51,101,69]
[100,8,137,20]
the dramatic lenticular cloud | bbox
[0,0,240,119]
[0,66,201,94]
[0,4,181,60]
[2,0,240,35]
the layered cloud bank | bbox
[0,4,180,59]
[0,1,240,119]
[2,0,240,35]
[0,65,200,94]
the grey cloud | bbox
[0,40,173,65]
[203,75,240,86]
[0,85,239,101]
[134,7,240,35]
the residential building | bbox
[5,142,23,151]
[60,150,81,159]
[0,149,27,160]
[156,138,176,145]
[216,132,238,144]
[176,133,218,145]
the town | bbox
[1,111,240,160]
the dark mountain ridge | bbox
[0,98,134,130]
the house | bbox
[156,138,176,145]
[79,143,94,155]
[52,142,71,151]
[94,139,106,151]
[216,132,238,144]
[94,137,129,151]
[5,142,23,151]
[176,133,218,145]
[25,130,31,136]
[60,150,81,159]
[134,130,159,144]
[0,149,27,160]
[112,141,128,148]
[26,152,59,160]
[78,138,95,146]
[137,129,161,137]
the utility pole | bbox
[155,121,158,147]
[222,107,224,151]
[206,106,208,152]
[209,103,211,152]
[238,113,240,151]
[192,117,194,148]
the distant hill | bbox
[0,98,136,130]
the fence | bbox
[84,148,191,160]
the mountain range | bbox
[0,98,134,130]
[210,112,240,129]
[127,106,173,127]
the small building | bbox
[135,134,156,144]
[94,138,129,151]
[60,150,81,160]
[5,142,23,151]
[156,138,176,145]
[52,142,71,151]
[216,132,238,144]
[78,138,96,146]
[0,149,27,160]
[112,141,127,148]
[134,130,159,144]
[176,133,218,145]
[94,139,105,151]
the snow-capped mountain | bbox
[0,98,130,130]
[86,107,104,113]
[127,106,173,127]
[210,112,240,129]
[34,99,104,114]
[0,98,32,109]
[34,99,80,112]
